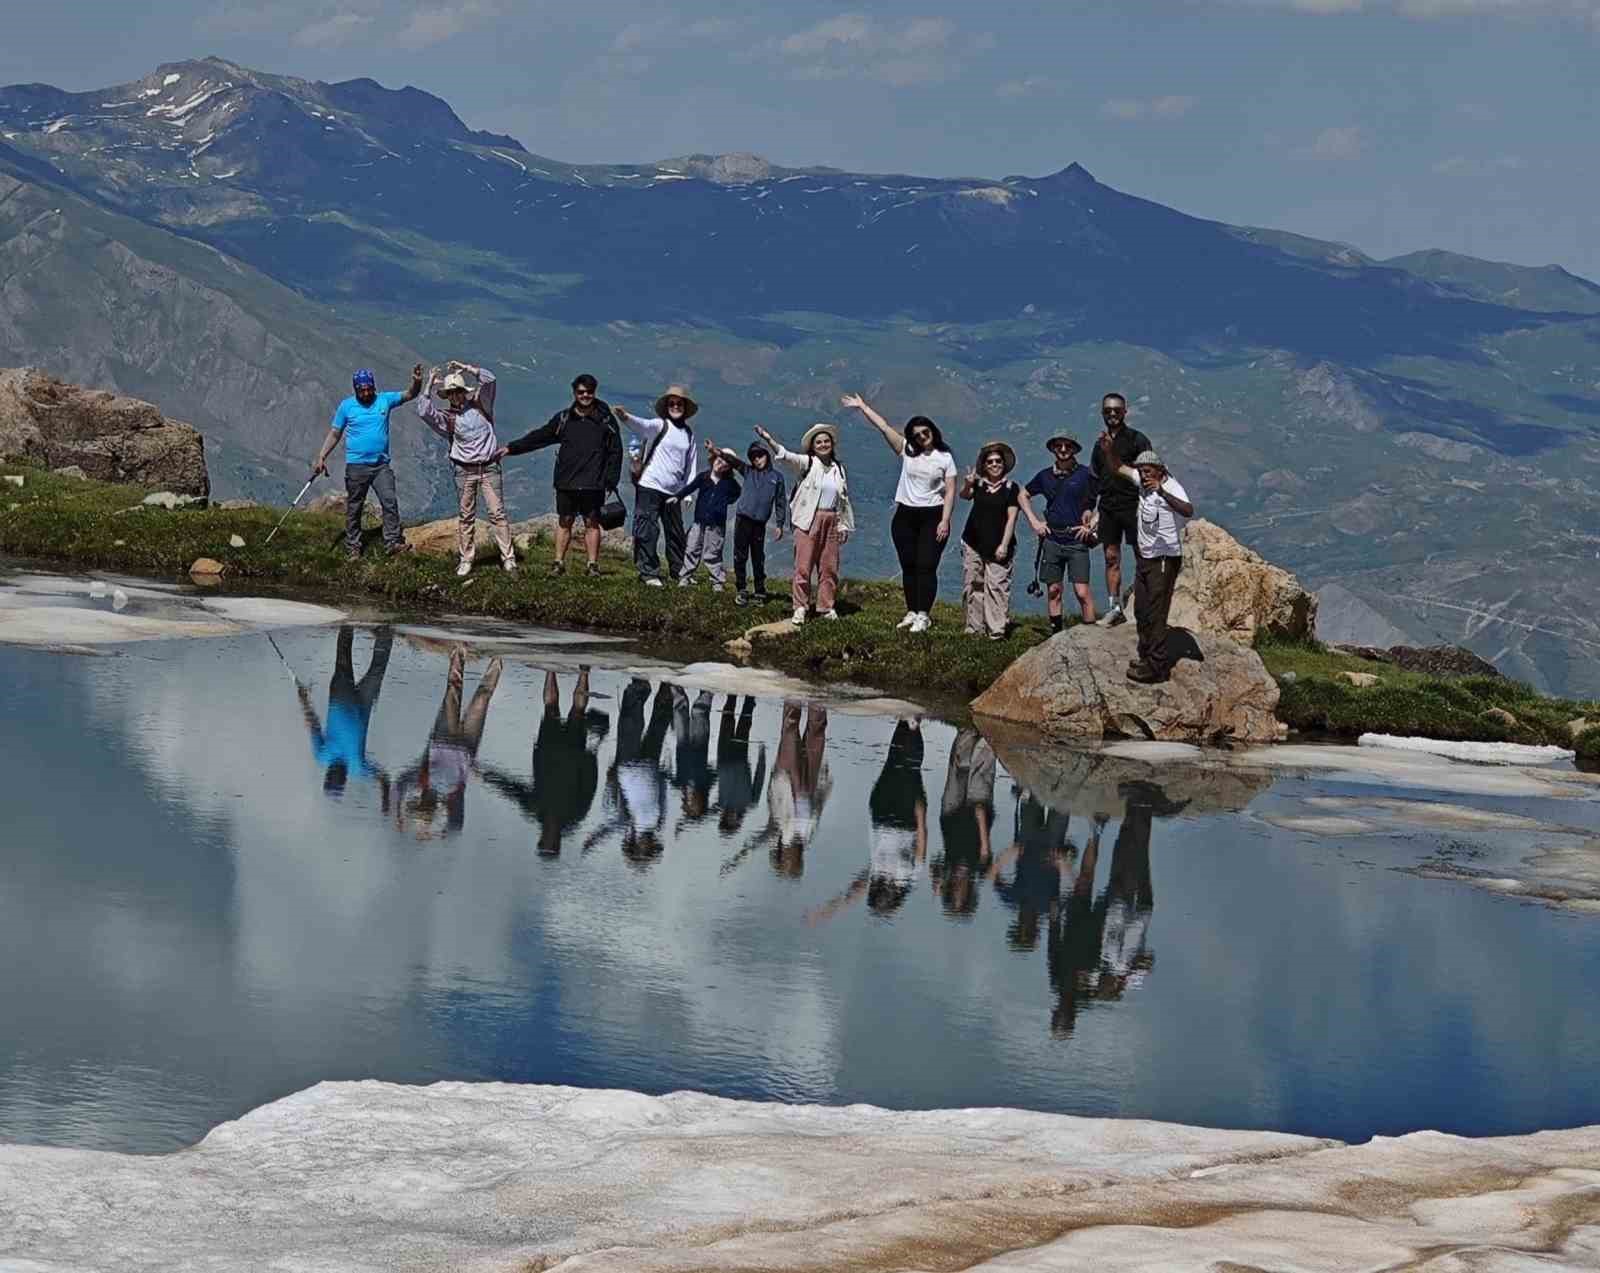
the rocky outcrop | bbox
[1332,643,1501,679]
[0,367,209,496]
[971,623,1281,743]
[1169,519,1316,643]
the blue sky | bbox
[5,0,1596,278]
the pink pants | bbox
[792,511,842,612]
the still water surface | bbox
[4,622,1600,1153]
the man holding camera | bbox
[1021,434,1100,631]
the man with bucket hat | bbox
[1020,432,1100,631]
[1107,449,1194,684]
[311,362,424,559]
[617,385,699,586]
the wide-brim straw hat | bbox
[1045,434,1082,453]
[976,440,1016,475]
[440,371,471,395]
[1133,449,1166,471]
[800,422,838,453]
[653,384,699,420]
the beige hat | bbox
[440,371,470,396]
[800,422,838,453]
[653,384,699,420]
[976,440,1016,475]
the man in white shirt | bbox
[1123,450,1193,684]
[617,385,700,586]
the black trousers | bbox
[632,486,687,581]
[891,503,947,613]
[1134,554,1183,675]
[732,514,768,591]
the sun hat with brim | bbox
[440,372,471,395]
[1133,449,1166,470]
[800,422,838,453]
[1045,434,1082,453]
[976,440,1016,475]
[653,385,699,420]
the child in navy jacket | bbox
[675,445,743,589]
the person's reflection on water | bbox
[395,647,502,840]
[671,688,716,833]
[1047,781,1170,1038]
[587,678,674,869]
[712,696,766,837]
[478,667,609,856]
[806,718,927,924]
[934,726,997,917]
[766,701,830,877]
[988,791,1079,952]
[295,624,394,806]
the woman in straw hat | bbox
[841,393,957,635]
[958,440,1024,640]
[616,386,700,586]
[417,361,516,577]
[752,420,855,625]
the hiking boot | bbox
[456,560,473,578]
[585,562,600,578]
[754,589,772,603]
[1126,662,1165,684]
[1107,607,1127,628]
[385,542,412,557]
[735,591,749,607]
[1049,616,1064,633]
[551,560,565,576]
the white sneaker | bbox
[896,611,917,630]
[644,577,664,588]
[909,613,929,633]
[1099,603,1121,626]
[820,608,838,621]
[455,560,473,578]
[502,558,516,573]
[711,583,724,593]
[791,607,807,626]
[678,577,692,588]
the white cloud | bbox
[293,11,375,47]
[1292,125,1365,160]
[392,0,499,51]
[1099,95,1196,121]
[774,13,963,86]
[1432,153,1525,176]
[996,76,1060,98]
[1238,0,1600,20]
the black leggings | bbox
[891,503,947,614]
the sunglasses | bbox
[983,456,1006,465]
[1102,406,1126,417]
[574,388,596,397]
[665,398,686,409]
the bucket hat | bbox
[1133,449,1166,471]
[976,440,1016,475]
[1045,434,1081,453]
[800,422,838,453]
[653,385,699,420]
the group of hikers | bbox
[297,627,1159,1033]
[313,364,1195,683]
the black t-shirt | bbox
[961,479,1021,562]
[1091,426,1152,513]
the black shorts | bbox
[1097,504,1139,548]
[555,489,604,519]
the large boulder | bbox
[972,623,1282,743]
[1332,643,1500,679]
[0,367,208,496]
[1169,519,1316,643]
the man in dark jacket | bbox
[498,373,624,576]
[1089,392,1153,626]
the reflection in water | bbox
[397,649,503,838]
[479,668,609,856]
[6,621,1600,1153]
[296,625,394,806]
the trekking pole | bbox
[264,474,317,546]
[263,631,301,686]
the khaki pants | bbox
[792,511,842,612]
[961,544,1014,637]
[454,461,514,565]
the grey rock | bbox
[971,624,1281,743]
[141,491,205,509]
[217,498,260,510]
[2,474,22,488]
[0,368,209,497]
[51,465,88,479]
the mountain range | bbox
[3,56,1598,695]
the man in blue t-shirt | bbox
[311,364,424,558]
[1021,434,1101,632]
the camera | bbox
[1025,579,1043,598]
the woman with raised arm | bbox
[841,393,957,634]
[752,421,855,626]
[957,441,1024,640]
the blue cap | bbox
[352,369,376,390]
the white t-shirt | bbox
[894,449,958,508]
[816,465,841,511]
[635,417,699,495]
[1137,477,1189,558]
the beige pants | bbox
[961,543,1013,637]
[454,461,515,565]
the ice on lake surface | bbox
[4,572,1600,1158]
